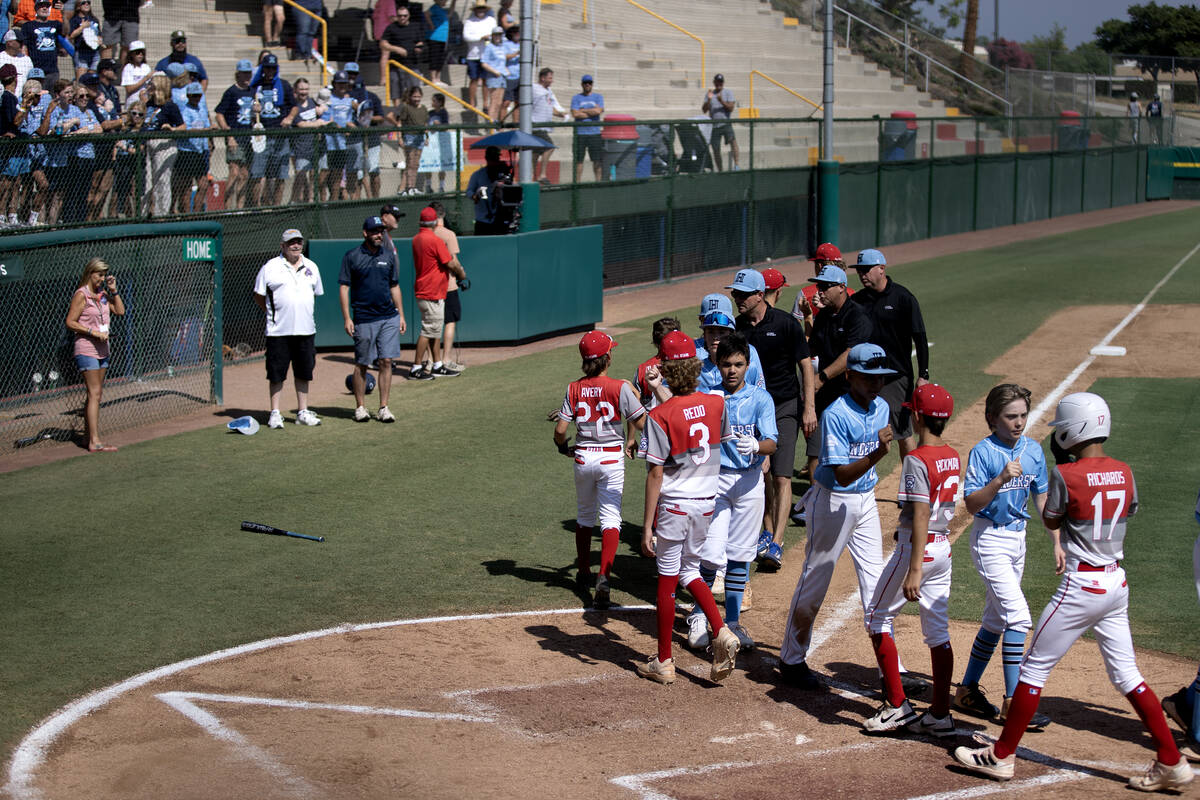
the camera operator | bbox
[466,144,513,235]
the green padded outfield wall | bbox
[306,225,602,349]
[930,158,974,238]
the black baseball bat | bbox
[240,521,325,543]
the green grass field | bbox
[3,206,1200,761]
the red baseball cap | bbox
[579,331,617,359]
[810,242,843,262]
[659,330,696,361]
[762,267,788,291]
[419,207,438,223]
[903,384,954,418]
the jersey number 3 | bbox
[688,422,711,466]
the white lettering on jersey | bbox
[1000,475,1034,490]
[580,386,602,398]
[682,404,707,421]
[935,457,959,473]
[848,441,878,459]
[1086,471,1127,487]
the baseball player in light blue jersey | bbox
[953,383,1050,728]
[696,308,765,393]
[778,342,892,689]
[686,332,777,652]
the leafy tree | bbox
[1095,2,1185,83]
[1025,22,1068,71]
[987,37,1035,70]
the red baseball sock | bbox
[871,633,905,707]
[994,682,1040,758]
[656,575,677,663]
[929,642,954,718]
[599,527,619,576]
[575,525,592,576]
[686,578,724,633]
[1126,682,1183,765]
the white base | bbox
[1090,345,1127,357]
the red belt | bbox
[894,532,949,543]
[1078,561,1120,573]
[576,445,623,452]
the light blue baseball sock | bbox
[699,564,718,589]
[1001,628,1026,697]
[723,561,749,624]
[961,627,1001,687]
[1189,664,1200,739]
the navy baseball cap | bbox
[855,248,887,269]
[345,61,360,72]
[333,70,349,83]
[262,53,279,67]
[725,268,765,293]
[363,216,386,230]
[581,74,594,83]
[79,71,100,86]
[847,343,897,375]
[808,264,847,285]
[701,311,736,330]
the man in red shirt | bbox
[409,206,466,379]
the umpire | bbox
[851,248,930,457]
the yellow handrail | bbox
[279,0,330,77]
[621,0,704,85]
[386,60,494,122]
[749,69,822,114]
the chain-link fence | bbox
[0,222,222,456]
[1007,68,1097,118]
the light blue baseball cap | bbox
[28,67,45,79]
[855,248,887,268]
[725,268,765,293]
[847,343,897,375]
[808,264,847,285]
[236,58,253,72]
[699,292,734,320]
[165,62,186,78]
[345,61,360,72]
[226,415,260,435]
[185,81,203,95]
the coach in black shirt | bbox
[851,248,930,457]
[729,267,816,569]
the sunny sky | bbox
[937,0,1197,48]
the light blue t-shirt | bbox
[571,91,604,136]
[814,393,891,494]
[710,382,777,471]
[503,39,520,81]
[179,102,210,152]
[482,42,508,77]
[323,94,355,151]
[696,338,766,394]
[963,433,1049,527]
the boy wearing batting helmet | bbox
[553,331,647,609]
[955,392,1192,793]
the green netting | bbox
[878,162,929,246]
[1112,148,1141,207]
[671,204,747,279]
[975,157,1016,230]
[1015,155,1052,224]
[838,163,879,252]
[930,159,975,238]
[1146,147,1177,201]
[1083,150,1114,211]
[1051,152,1084,217]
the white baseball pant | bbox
[701,468,765,568]
[574,445,625,530]
[1020,564,1143,693]
[654,496,716,587]
[970,519,1033,634]
[780,485,885,665]
[866,533,952,646]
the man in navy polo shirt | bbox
[339,216,408,423]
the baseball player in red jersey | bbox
[954,392,1193,792]
[633,317,680,407]
[637,330,739,684]
[863,384,960,736]
[554,331,647,609]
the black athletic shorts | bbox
[444,289,462,324]
[265,334,316,383]
[878,375,913,440]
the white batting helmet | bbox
[1049,392,1111,449]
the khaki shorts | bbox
[418,298,445,339]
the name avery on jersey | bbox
[580,386,603,398]
[1087,470,1127,487]
[682,404,707,420]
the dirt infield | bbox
[9,300,1200,800]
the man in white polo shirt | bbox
[253,228,325,428]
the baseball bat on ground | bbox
[240,521,325,543]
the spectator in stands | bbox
[155,30,207,91]
[343,61,385,199]
[480,26,507,122]
[21,0,74,88]
[36,78,76,223]
[172,81,209,213]
[496,0,515,29]
[63,81,100,222]
[288,0,322,64]
[140,73,182,217]
[262,0,283,47]
[500,24,519,123]
[99,0,137,62]
[571,74,603,182]
[391,83,427,196]
[164,61,188,105]
[379,5,425,104]
[320,69,358,201]
[214,58,256,209]
[13,0,62,26]
[530,66,565,183]
[94,56,119,112]
[282,75,324,203]
[248,52,293,206]
[65,257,125,452]
[461,1,493,113]
[427,91,450,192]
[702,73,738,171]
[425,0,453,83]
[119,39,149,104]
[16,73,48,226]
[66,0,100,77]
[81,70,121,219]
[109,99,140,217]
[0,64,21,225]
[0,30,33,94]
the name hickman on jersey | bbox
[1087,471,1127,487]
[936,457,960,472]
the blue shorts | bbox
[466,59,484,80]
[74,50,101,71]
[353,315,402,365]
[504,77,518,101]
[1,155,28,176]
[75,353,110,371]
[251,137,291,180]
[484,75,506,90]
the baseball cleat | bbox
[779,660,822,690]
[900,672,929,699]
[1162,687,1193,730]
[741,583,753,611]
[760,542,783,570]
[864,699,919,733]
[1128,758,1194,792]
[593,573,610,610]
[712,572,725,596]
[431,364,461,377]
[268,410,285,429]
[726,621,755,651]
[755,529,773,558]
[376,406,395,423]
[407,367,435,381]
[953,744,1015,781]
[906,711,958,738]
[353,405,370,422]
[686,611,710,650]
[790,501,806,526]
[637,656,676,685]
[710,626,739,682]
[1180,740,1200,763]
[295,409,321,426]
[999,695,1051,730]
[954,683,999,720]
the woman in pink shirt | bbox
[64,257,125,452]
